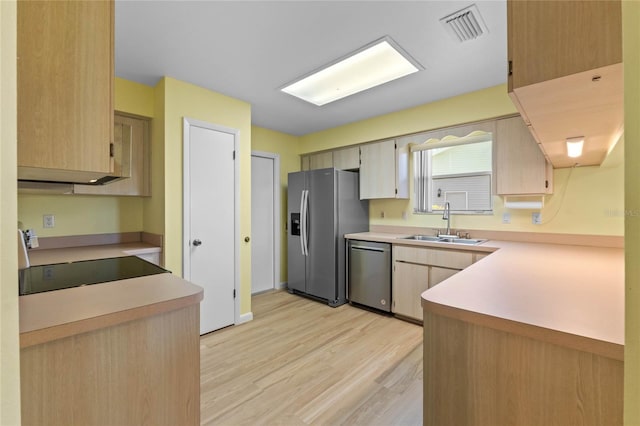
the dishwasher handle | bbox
[350,245,389,253]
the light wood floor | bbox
[200,290,423,425]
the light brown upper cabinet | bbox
[300,156,310,171]
[507,0,622,168]
[496,116,553,195]
[74,114,151,197]
[300,152,333,171]
[309,152,334,170]
[359,139,409,200]
[332,146,360,170]
[17,0,115,183]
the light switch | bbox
[502,212,511,224]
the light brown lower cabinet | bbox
[429,266,459,287]
[393,261,429,320]
[20,305,200,425]
[423,311,623,425]
[392,245,478,322]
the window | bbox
[413,132,493,213]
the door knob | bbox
[192,239,202,246]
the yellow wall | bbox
[115,77,155,117]
[162,77,253,314]
[0,0,21,423]
[18,195,144,237]
[143,79,165,236]
[300,84,624,237]
[624,1,640,424]
[299,85,517,152]
[16,78,155,238]
[367,162,623,236]
[251,126,301,283]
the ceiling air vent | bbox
[440,4,489,43]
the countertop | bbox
[28,242,161,266]
[20,243,202,348]
[345,232,624,360]
[20,274,203,348]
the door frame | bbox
[251,151,281,291]
[182,117,240,325]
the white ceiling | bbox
[115,1,507,136]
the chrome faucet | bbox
[442,202,451,236]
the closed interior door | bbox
[251,154,275,294]
[184,120,236,335]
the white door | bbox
[183,118,238,335]
[251,152,279,294]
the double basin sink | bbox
[400,235,486,245]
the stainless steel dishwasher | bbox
[347,240,391,312]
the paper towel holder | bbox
[503,196,544,210]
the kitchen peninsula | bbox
[19,242,203,425]
[421,240,623,425]
[346,228,624,424]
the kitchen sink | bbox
[402,235,442,242]
[401,235,487,245]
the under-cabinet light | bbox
[280,36,423,106]
[566,137,584,158]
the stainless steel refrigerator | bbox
[287,168,369,306]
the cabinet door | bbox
[300,156,310,171]
[429,267,459,289]
[333,146,359,170]
[360,140,396,199]
[309,152,334,170]
[496,116,552,195]
[394,245,473,270]
[17,0,114,179]
[507,0,621,90]
[472,252,489,264]
[393,261,429,321]
[135,252,161,266]
[74,114,150,196]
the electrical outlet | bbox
[532,212,542,225]
[502,212,511,224]
[43,214,55,228]
[402,211,408,220]
[380,211,385,219]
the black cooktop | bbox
[19,256,169,296]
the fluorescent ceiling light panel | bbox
[281,37,423,106]
[566,137,584,158]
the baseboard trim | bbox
[238,312,253,324]
[276,282,287,290]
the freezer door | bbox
[287,171,307,293]
[306,169,337,301]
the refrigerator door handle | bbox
[299,190,307,256]
[302,190,310,256]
